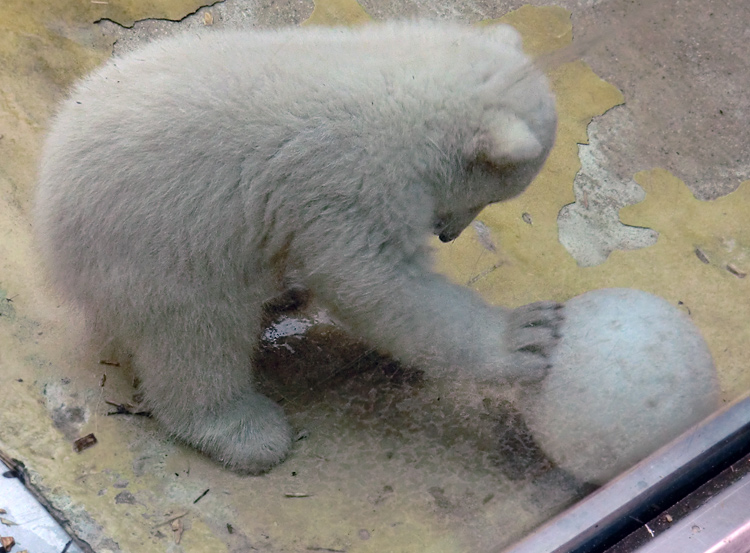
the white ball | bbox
[522,288,720,485]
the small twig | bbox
[62,539,73,553]
[99,360,120,367]
[306,548,346,553]
[193,489,209,504]
[153,512,188,529]
[694,247,710,264]
[171,517,184,544]
[105,400,151,417]
[727,263,747,278]
[466,262,503,286]
[284,492,311,498]
[73,434,98,453]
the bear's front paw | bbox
[500,301,563,383]
[170,392,294,474]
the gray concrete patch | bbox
[558,122,659,266]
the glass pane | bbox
[0,1,746,552]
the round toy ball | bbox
[522,288,720,485]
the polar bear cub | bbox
[35,22,560,473]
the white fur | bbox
[35,21,560,473]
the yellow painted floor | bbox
[1,1,748,552]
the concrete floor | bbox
[0,0,748,552]
[103,0,750,201]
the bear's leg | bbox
[310,259,562,384]
[262,284,311,314]
[129,303,293,474]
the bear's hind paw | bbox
[170,392,294,474]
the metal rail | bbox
[499,395,750,553]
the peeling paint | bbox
[557,137,659,267]
[303,0,372,25]
[2,1,747,553]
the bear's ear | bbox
[470,111,543,165]
[485,24,522,49]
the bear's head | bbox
[433,36,557,243]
